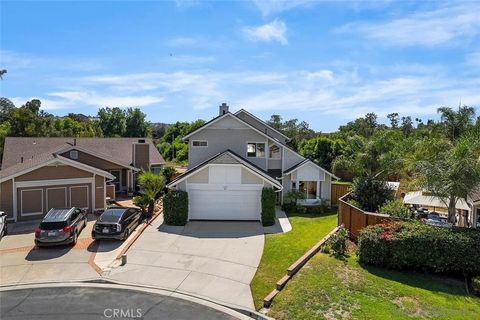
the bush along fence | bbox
[338,192,392,240]
[262,225,344,309]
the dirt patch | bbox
[393,296,430,317]
[335,263,362,287]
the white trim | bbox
[46,187,67,211]
[69,185,89,210]
[246,141,266,158]
[0,156,115,183]
[234,109,291,141]
[168,155,282,190]
[284,159,339,180]
[15,178,94,188]
[20,188,44,216]
[191,140,208,148]
[12,177,17,222]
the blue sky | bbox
[1,0,479,132]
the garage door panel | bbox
[46,187,67,211]
[70,185,89,209]
[20,189,44,216]
[188,188,261,220]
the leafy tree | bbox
[0,69,6,79]
[125,107,151,137]
[401,116,413,136]
[437,105,476,141]
[350,176,393,212]
[134,171,166,217]
[157,120,205,163]
[339,113,378,138]
[97,107,127,137]
[267,114,283,130]
[387,113,399,128]
[415,131,480,224]
[299,136,344,171]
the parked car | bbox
[425,213,452,228]
[0,211,7,240]
[92,207,143,241]
[35,207,88,247]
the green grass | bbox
[269,253,480,319]
[250,211,338,309]
[332,181,352,185]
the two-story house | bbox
[167,103,338,221]
[0,137,164,222]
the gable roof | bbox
[182,112,284,144]
[0,152,115,183]
[284,158,339,179]
[1,137,164,170]
[234,109,291,141]
[167,150,283,190]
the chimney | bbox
[219,103,229,116]
[20,157,23,163]
[74,138,77,146]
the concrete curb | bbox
[0,280,273,320]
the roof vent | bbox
[20,157,23,163]
[219,103,229,115]
[138,139,146,143]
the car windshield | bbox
[427,214,440,220]
[99,209,126,222]
[40,221,68,230]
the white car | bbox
[0,211,7,240]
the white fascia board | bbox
[285,160,339,180]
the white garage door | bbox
[188,186,262,220]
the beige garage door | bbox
[20,189,44,217]
[46,187,67,211]
[70,185,89,210]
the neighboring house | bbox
[167,103,338,221]
[0,137,164,222]
[404,190,480,228]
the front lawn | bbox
[250,211,338,309]
[270,253,480,319]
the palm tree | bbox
[133,171,166,218]
[415,131,480,224]
[437,105,476,141]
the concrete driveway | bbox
[106,216,265,310]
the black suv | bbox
[35,207,88,247]
[92,207,142,241]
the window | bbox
[151,166,162,174]
[192,140,208,147]
[70,150,79,159]
[269,144,280,159]
[299,181,317,199]
[247,143,265,158]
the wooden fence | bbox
[331,183,351,206]
[338,192,392,240]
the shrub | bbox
[161,166,176,184]
[304,199,331,214]
[379,199,412,219]
[282,203,306,215]
[163,190,188,226]
[261,188,276,226]
[351,176,393,212]
[327,227,348,256]
[358,221,480,275]
[285,189,306,205]
[472,276,480,296]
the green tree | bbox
[437,105,476,141]
[97,107,127,137]
[299,136,344,171]
[415,131,480,224]
[134,171,166,217]
[387,113,399,128]
[125,107,151,137]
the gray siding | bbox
[188,127,268,170]
[283,147,305,171]
[236,111,288,144]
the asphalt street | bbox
[0,286,242,320]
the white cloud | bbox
[242,19,288,45]
[250,0,314,16]
[9,97,73,110]
[48,91,164,108]
[337,3,480,46]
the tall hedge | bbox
[261,188,276,226]
[358,221,480,275]
[163,190,188,226]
